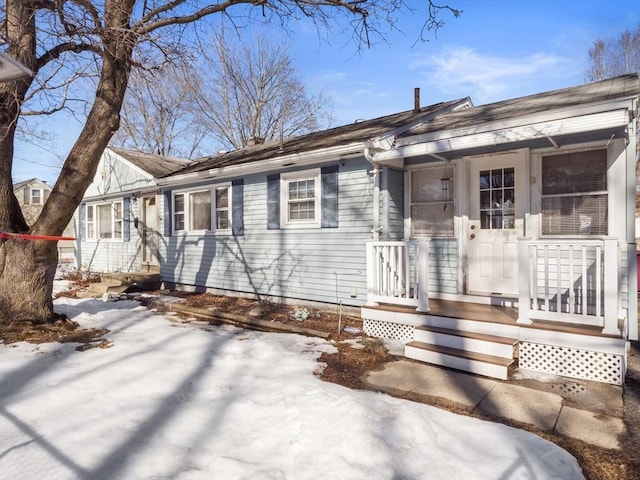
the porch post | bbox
[517,237,533,324]
[602,238,620,335]
[416,239,430,313]
[365,242,378,307]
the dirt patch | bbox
[168,292,363,340]
[0,315,111,351]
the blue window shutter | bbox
[79,203,86,241]
[123,197,131,242]
[321,165,339,228]
[267,174,280,230]
[163,190,172,236]
[232,179,244,236]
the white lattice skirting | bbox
[363,318,415,341]
[519,342,624,385]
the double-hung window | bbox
[281,169,321,227]
[31,188,43,205]
[86,201,123,240]
[172,185,231,234]
[541,149,608,236]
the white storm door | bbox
[142,196,159,266]
[467,152,527,296]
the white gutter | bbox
[373,109,630,163]
[395,99,636,149]
[158,142,364,187]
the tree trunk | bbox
[0,240,57,323]
[0,0,136,324]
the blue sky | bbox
[13,0,640,185]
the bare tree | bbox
[112,59,209,158]
[0,0,459,324]
[195,32,334,151]
[586,24,640,81]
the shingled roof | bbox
[169,98,469,177]
[108,147,191,178]
[399,74,640,139]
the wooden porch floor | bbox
[366,298,621,338]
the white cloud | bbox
[409,47,568,104]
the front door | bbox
[467,151,527,296]
[142,196,159,267]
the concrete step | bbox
[405,341,514,380]
[414,325,517,359]
[89,272,162,294]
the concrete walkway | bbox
[364,359,626,449]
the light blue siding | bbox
[76,197,144,272]
[427,238,459,294]
[160,158,374,306]
[382,167,404,241]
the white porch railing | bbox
[517,237,620,335]
[365,240,430,312]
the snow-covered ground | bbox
[0,289,585,479]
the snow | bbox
[0,291,585,480]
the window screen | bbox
[541,150,607,235]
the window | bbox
[479,167,515,230]
[86,201,123,240]
[172,185,231,234]
[541,149,607,236]
[409,166,454,237]
[281,169,321,227]
[31,188,42,205]
[215,187,229,230]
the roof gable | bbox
[107,147,191,178]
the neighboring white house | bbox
[13,178,75,262]
[76,74,640,386]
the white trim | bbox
[159,143,363,187]
[395,100,635,148]
[373,110,630,163]
[85,199,124,242]
[280,168,321,229]
[30,188,44,205]
[171,183,232,235]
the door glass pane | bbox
[479,167,516,230]
[480,191,490,209]
[503,168,514,187]
[491,169,503,188]
[479,171,490,189]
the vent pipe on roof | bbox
[247,137,265,147]
[414,87,420,112]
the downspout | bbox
[365,147,382,241]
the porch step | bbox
[405,342,515,380]
[88,272,162,295]
[414,325,518,359]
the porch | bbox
[363,240,628,385]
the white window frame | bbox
[172,184,232,235]
[86,200,123,241]
[30,188,44,205]
[407,165,456,238]
[540,148,608,237]
[281,168,321,228]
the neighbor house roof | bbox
[108,147,192,178]
[169,98,470,177]
[13,178,49,191]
